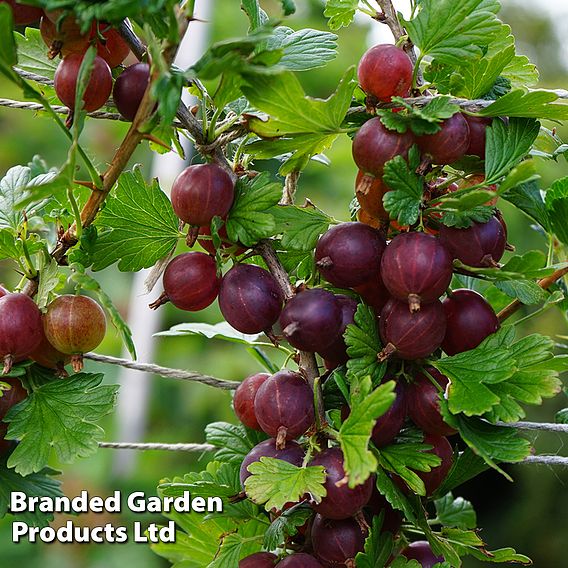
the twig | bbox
[520,455,568,467]
[84,352,239,390]
[98,441,215,452]
[496,421,568,434]
[281,171,300,205]
[497,266,568,322]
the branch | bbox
[496,421,568,434]
[84,352,239,390]
[497,266,568,322]
[99,441,215,452]
[520,455,568,467]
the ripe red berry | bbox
[417,434,453,495]
[157,252,221,312]
[407,369,456,437]
[171,164,235,227]
[441,289,499,355]
[3,1,43,26]
[357,44,413,102]
[417,113,470,165]
[401,541,444,567]
[44,295,106,372]
[355,171,390,222]
[371,381,406,447]
[0,294,43,374]
[54,53,113,112]
[379,299,446,361]
[254,370,315,446]
[354,273,391,315]
[352,117,414,178]
[311,514,367,566]
[439,216,506,268]
[30,323,71,374]
[219,264,283,334]
[464,115,492,159]
[317,295,358,364]
[233,373,270,430]
[315,222,387,288]
[239,552,278,567]
[92,23,130,68]
[365,486,403,535]
[310,447,373,519]
[113,62,150,121]
[280,289,342,353]
[0,285,8,297]
[40,15,90,58]
[380,232,453,312]
[240,438,304,486]
[277,554,323,567]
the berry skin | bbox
[219,264,283,334]
[311,514,367,566]
[401,541,444,568]
[0,378,27,421]
[310,447,373,520]
[380,232,453,312]
[44,295,106,372]
[280,289,342,353]
[365,486,403,535]
[357,44,413,102]
[158,252,221,312]
[407,369,456,437]
[30,323,71,374]
[40,15,90,58]
[0,294,43,374]
[240,438,304,486]
[439,216,506,268]
[417,113,470,165]
[315,222,387,288]
[0,285,8,297]
[464,115,492,159]
[371,381,406,447]
[239,552,278,567]
[54,53,113,112]
[113,63,150,121]
[417,434,453,495]
[317,295,358,364]
[233,373,270,431]
[355,171,390,222]
[254,370,315,447]
[3,1,43,26]
[442,289,499,355]
[92,23,130,68]
[354,273,391,315]
[379,299,446,361]
[277,554,323,567]
[171,164,235,227]
[352,117,414,178]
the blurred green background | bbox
[0,1,566,566]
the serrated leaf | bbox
[0,166,29,230]
[209,519,266,567]
[479,89,568,120]
[15,27,58,81]
[272,204,331,251]
[263,505,313,549]
[497,160,540,194]
[245,457,326,512]
[434,493,477,530]
[502,180,548,228]
[494,279,548,305]
[91,170,181,272]
[545,176,568,245]
[435,448,490,496]
[5,373,118,476]
[206,422,266,464]
[339,378,396,487]
[403,0,502,65]
[375,467,417,522]
[323,0,359,30]
[345,304,387,386]
[155,321,263,344]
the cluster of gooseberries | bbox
[4,3,151,119]
[0,286,107,453]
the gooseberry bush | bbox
[0,0,567,566]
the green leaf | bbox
[479,89,568,120]
[209,519,266,567]
[272,204,331,251]
[323,0,359,30]
[502,180,549,228]
[226,173,282,247]
[497,160,540,194]
[545,177,568,245]
[91,169,181,272]
[434,493,477,530]
[556,408,568,424]
[484,118,540,184]
[263,505,313,549]
[439,206,494,229]
[5,373,118,476]
[494,279,548,305]
[355,515,395,568]
[345,304,387,386]
[382,147,423,226]
[15,27,58,81]
[265,27,338,71]
[244,457,326,512]
[403,0,502,65]
[378,439,443,496]
[278,248,316,282]
[156,322,263,344]
[0,458,63,528]
[205,422,266,464]
[0,166,29,230]
[0,4,17,70]
[339,378,396,488]
[435,448,490,496]
[464,546,531,565]
[240,0,267,31]
[375,467,417,522]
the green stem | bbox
[411,54,424,90]
[207,106,224,143]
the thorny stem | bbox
[281,171,300,205]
